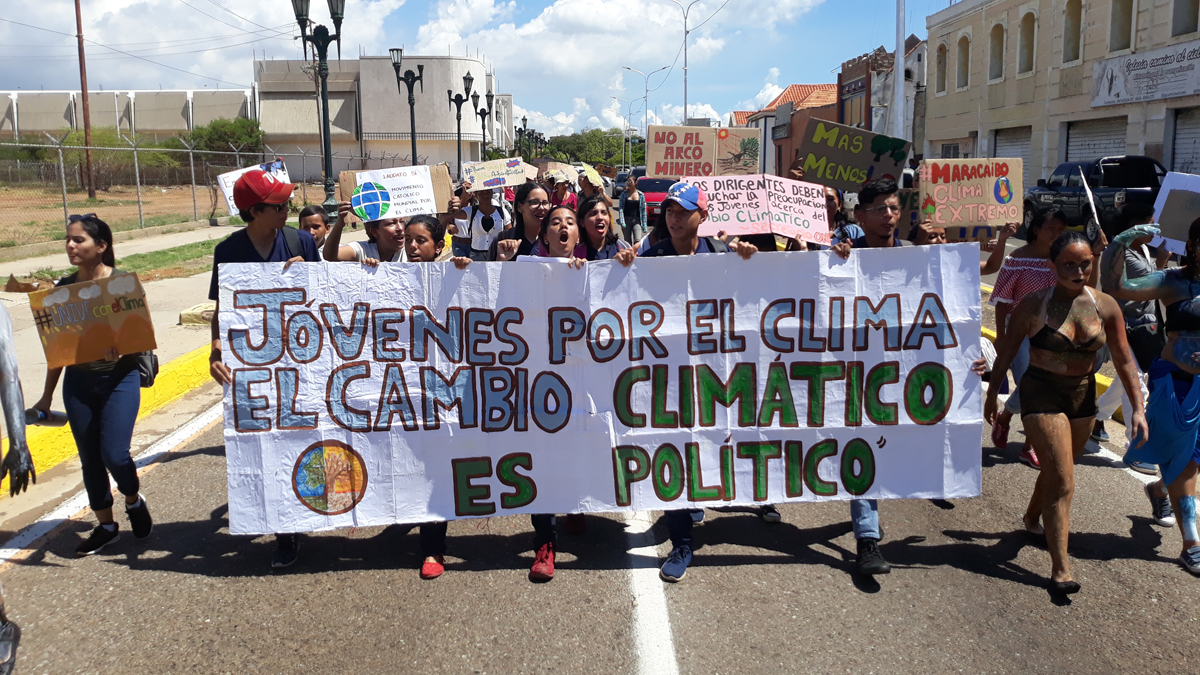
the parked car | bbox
[1023,155,1166,240]
[629,170,676,223]
[613,172,629,198]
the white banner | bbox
[1092,38,1200,107]
[218,246,984,534]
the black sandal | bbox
[0,621,21,675]
[1050,580,1081,595]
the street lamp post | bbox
[389,48,424,166]
[622,65,668,138]
[472,89,494,161]
[448,72,474,179]
[519,115,528,158]
[667,0,701,120]
[291,0,345,219]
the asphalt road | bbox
[1,414,1197,674]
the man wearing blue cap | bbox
[616,180,758,582]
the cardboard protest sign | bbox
[896,189,999,243]
[338,165,454,225]
[595,164,618,179]
[1152,171,1200,254]
[690,174,831,245]
[543,162,576,184]
[219,247,982,534]
[796,119,910,192]
[31,273,156,369]
[216,159,290,216]
[646,125,717,178]
[462,158,527,190]
[580,162,604,188]
[716,128,761,176]
[523,163,540,180]
[919,158,1023,227]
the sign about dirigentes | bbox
[218,246,983,534]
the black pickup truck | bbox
[1023,156,1165,239]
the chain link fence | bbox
[0,140,410,249]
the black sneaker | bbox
[856,538,891,575]
[0,620,20,675]
[76,524,120,557]
[125,494,153,539]
[272,534,299,569]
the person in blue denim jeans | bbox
[34,215,153,557]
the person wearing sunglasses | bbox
[207,169,320,569]
[33,214,153,557]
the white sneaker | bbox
[1180,546,1200,576]
[1145,483,1177,527]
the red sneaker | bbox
[530,542,555,581]
[991,414,1011,449]
[564,514,586,534]
[420,555,444,580]
[1018,445,1040,469]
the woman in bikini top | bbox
[1026,285,1107,374]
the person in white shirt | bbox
[322,202,407,265]
[450,181,511,260]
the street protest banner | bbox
[581,162,604,188]
[896,189,999,243]
[31,273,156,369]
[218,247,983,534]
[351,166,438,221]
[1152,171,1200,254]
[690,174,831,245]
[216,159,290,216]
[795,119,910,193]
[918,158,1023,227]
[716,128,761,176]
[462,158,527,190]
[338,165,454,226]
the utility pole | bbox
[74,0,95,199]
[669,0,702,121]
[892,0,907,140]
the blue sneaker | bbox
[689,509,705,523]
[660,544,693,582]
[1181,546,1200,576]
[1126,460,1158,476]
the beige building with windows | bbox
[925,0,1200,188]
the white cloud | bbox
[735,68,783,111]
[107,274,137,295]
[41,288,69,307]
[77,284,102,300]
[658,102,723,126]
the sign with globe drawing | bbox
[351,182,391,221]
[352,166,438,221]
[291,440,368,516]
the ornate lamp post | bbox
[291,0,345,219]
[472,89,494,161]
[448,71,474,179]
[514,125,524,159]
[389,48,424,166]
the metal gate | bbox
[993,126,1033,187]
[1174,108,1200,173]
[1066,117,1127,161]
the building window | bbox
[989,24,1005,80]
[1018,13,1036,73]
[1111,0,1134,52]
[941,143,961,159]
[1064,0,1082,62]
[844,94,865,127]
[957,36,971,89]
[1174,0,1199,36]
[936,44,948,93]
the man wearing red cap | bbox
[207,168,320,569]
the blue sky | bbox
[1,0,954,135]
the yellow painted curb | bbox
[1,344,212,495]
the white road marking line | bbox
[624,511,680,675]
[0,402,223,564]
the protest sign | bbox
[1152,171,1200,254]
[581,162,604,188]
[524,163,540,180]
[543,162,576,184]
[896,189,998,243]
[716,128,761,176]
[31,273,156,369]
[690,174,831,245]
[462,158,527,190]
[216,160,290,216]
[919,158,1023,227]
[351,166,438,221]
[647,125,717,178]
[218,247,983,534]
[796,119,910,192]
[596,164,618,179]
[338,165,455,226]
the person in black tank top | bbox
[988,231,1147,595]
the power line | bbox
[0,25,294,49]
[0,17,252,87]
[0,33,291,61]
[202,0,277,31]
[176,0,291,38]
